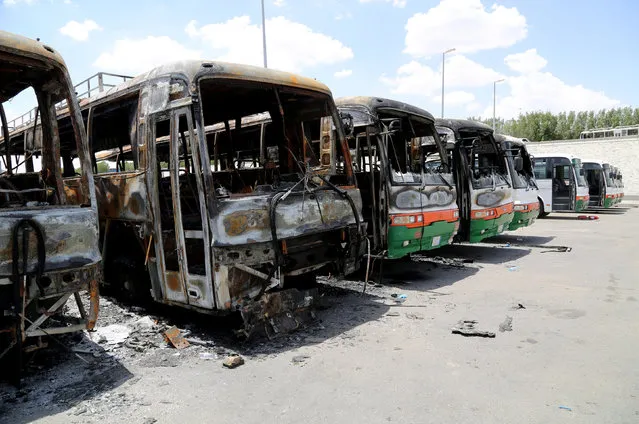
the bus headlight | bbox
[514,204,527,211]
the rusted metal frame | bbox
[36,89,67,205]
[259,122,266,165]
[330,104,355,185]
[234,264,279,290]
[365,127,379,250]
[185,109,214,307]
[24,292,71,336]
[0,103,12,174]
[169,109,191,303]
[145,111,171,302]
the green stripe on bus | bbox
[469,212,514,243]
[508,209,540,231]
[387,220,458,259]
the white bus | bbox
[495,135,539,230]
[532,153,590,215]
[580,125,639,139]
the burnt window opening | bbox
[1,62,90,208]
[199,79,341,197]
[456,130,509,189]
[86,94,139,174]
[506,146,535,190]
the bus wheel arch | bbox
[538,197,549,218]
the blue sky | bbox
[1,0,636,122]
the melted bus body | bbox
[434,119,514,243]
[532,153,589,214]
[9,61,366,333]
[0,31,101,379]
[335,97,458,259]
[494,135,539,231]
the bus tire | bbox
[538,199,549,218]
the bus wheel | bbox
[538,199,549,218]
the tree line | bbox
[469,107,639,141]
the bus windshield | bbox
[507,146,536,189]
[457,130,509,189]
[571,158,588,187]
[199,79,345,195]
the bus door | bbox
[551,160,573,211]
[147,106,214,309]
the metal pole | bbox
[492,78,505,131]
[493,81,497,131]
[261,0,268,68]
[441,52,445,118]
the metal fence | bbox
[5,72,133,132]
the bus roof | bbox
[531,153,583,161]
[83,60,333,105]
[494,134,527,147]
[0,30,69,101]
[435,118,493,133]
[335,96,435,122]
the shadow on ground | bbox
[0,337,133,424]
[415,243,533,265]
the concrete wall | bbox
[526,136,639,195]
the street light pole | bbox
[441,48,455,118]
[261,0,268,68]
[493,78,505,130]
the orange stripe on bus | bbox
[471,202,514,220]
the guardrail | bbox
[5,72,133,132]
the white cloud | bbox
[59,19,102,41]
[273,0,285,6]
[334,69,353,78]
[504,48,547,74]
[432,90,475,107]
[186,16,353,73]
[3,0,36,5]
[380,55,502,95]
[487,72,620,119]
[360,0,407,7]
[404,0,527,58]
[335,12,353,20]
[93,36,201,75]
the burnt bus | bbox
[0,31,101,381]
[14,61,366,335]
[434,119,514,243]
[335,97,459,260]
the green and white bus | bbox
[495,135,539,231]
[609,165,624,205]
[434,119,514,243]
[336,97,459,259]
[583,160,616,208]
[532,153,589,215]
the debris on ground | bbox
[199,352,217,360]
[577,215,599,220]
[291,355,310,364]
[451,320,496,338]
[223,354,245,369]
[406,313,424,320]
[499,316,513,332]
[558,406,572,411]
[506,265,519,272]
[163,326,190,349]
[391,293,407,304]
[386,312,401,317]
[511,303,526,310]
[93,324,131,347]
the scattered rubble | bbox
[164,326,190,349]
[499,316,513,332]
[223,355,245,369]
[451,320,496,338]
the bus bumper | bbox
[469,212,514,243]
[387,220,458,259]
[508,209,540,231]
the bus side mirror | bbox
[514,156,524,172]
[388,119,402,134]
[340,112,354,137]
